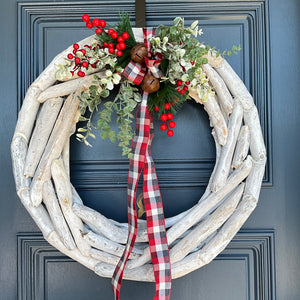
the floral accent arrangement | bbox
[55,13,240,156]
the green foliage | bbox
[97,80,141,157]
[76,85,110,146]
[215,44,242,57]
[148,82,188,116]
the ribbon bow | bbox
[111,28,172,300]
[122,28,163,85]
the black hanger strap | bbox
[135,0,146,27]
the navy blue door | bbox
[1,0,299,299]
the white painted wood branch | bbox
[24,97,64,177]
[211,101,243,192]
[43,180,76,250]
[51,158,91,256]
[200,129,222,201]
[244,106,266,161]
[245,158,266,200]
[232,125,250,168]
[90,248,122,265]
[189,90,228,146]
[37,71,104,103]
[11,136,30,192]
[202,63,233,116]
[214,59,254,111]
[83,230,143,259]
[30,91,80,207]
[11,136,55,239]
[14,86,41,142]
[72,202,148,244]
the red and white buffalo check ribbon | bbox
[111,28,172,300]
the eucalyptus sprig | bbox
[97,79,141,157]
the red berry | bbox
[67,53,73,59]
[185,81,190,85]
[99,20,106,28]
[73,49,77,54]
[176,80,183,87]
[164,103,171,110]
[91,63,97,68]
[167,113,173,120]
[160,124,167,131]
[169,121,176,128]
[183,85,188,91]
[80,49,86,55]
[82,61,88,68]
[70,71,74,76]
[108,28,114,35]
[119,42,126,50]
[154,106,159,112]
[103,42,108,48]
[75,57,81,64]
[86,21,93,29]
[116,50,123,57]
[191,61,195,65]
[160,114,168,122]
[108,43,114,48]
[78,71,85,77]
[73,43,79,50]
[84,44,91,49]
[167,130,174,137]
[95,28,103,35]
[108,47,115,54]
[117,36,124,43]
[179,89,185,95]
[122,32,129,39]
[92,18,100,27]
[82,14,90,22]
[111,32,118,39]
[116,43,121,50]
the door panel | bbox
[1,0,299,299]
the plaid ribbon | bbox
[122,28,163,85]
[111,28,172,300]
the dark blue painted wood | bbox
[0,0,299,299]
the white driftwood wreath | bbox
[11,28,266,281]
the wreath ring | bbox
[11,28,266,281]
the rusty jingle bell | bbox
[130,44,148,64]
[141,75,160,93]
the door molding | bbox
[17,229,276,300]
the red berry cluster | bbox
[154,103,176,137]
[81,14,129,58]
[176,80,190,95]
[67,43,97,77]
[82,14,106,34]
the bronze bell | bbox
[130,44,148,64]
[141,75,160,93]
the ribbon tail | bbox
[111,94,150,300]
[143,114,172,300]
